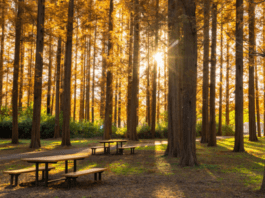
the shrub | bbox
[221,124,235,136]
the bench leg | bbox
[42,171,45,181]
[35,162,39,186]
[10,174,14,186]
[120,149,123,155]
[133,148,135,154]
[99,172,102,181]
[15,174,19,186]
[94,173,97,181]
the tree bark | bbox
[146,32,150,126]
[30,0,45,148]
[92,17,97,123]
[12,0,23,144]
[157,67,160,124]
[27,26,34,107]
[208,2,217,147]
[19,28,24,109]
[226,28,230,126]
[217,7,223,136]
[103,0,114,140]
[201,0,210,143]
[234,0,245,152]
[62,0,74,146]
[126,10,133,138]
[47,26,52,114]
[100,30,106,120]
[150,0,159,138]
[54,37,61,138]
[73,24,78,121]
[0,0,5,109]
[255,64,261,137]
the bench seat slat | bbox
[121,146,136,149]
[3,166,55,174]
[61,168,106,178]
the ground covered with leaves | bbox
[0,137,265,198]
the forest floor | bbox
[0,137,265,198]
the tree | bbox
[103,0,114,140]
[0,0,5,109]
[62,0,74,146]
[208,2,217,147]
[150,0,159,138]
[127,0,140,141]
[12,0,23,144]
[30,0,45,148]
[201,0,210,143]
[234,0,244,152]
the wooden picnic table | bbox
[21,154,88,187]
[99,140,114,154]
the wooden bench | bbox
[3,166,55,186]
[62,168,106,189]
[90,146,104,155]
[118,146,136,154]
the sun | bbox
[154,52,164,69]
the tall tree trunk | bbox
[234,0,245,152]
[0,0,5,109]
[114,78,117,126]
[126,10,133,137]
[157,66,160,124]
[201,0,210,143]
[54,37,61,138]
[85,36,90,121]
[12,0,23,144]
[5,50,9,106]
[256,64,261,137]
[128,0,140,141]
[79,40,84,122]
[51,85,55,115]
[19,29,24,109]
[118,77,121,128]
[208,2,217,147]
[217,8,223,136]
[100,30,106,120]
[150,0,159,138]
[73,24,78,121]
[62,0,74,146]
[248,0,258,141]
[226,27,230,126]
[92,18,97,123]
[47,28,52,114]
[164,47,167,115]
[30,0,45,148]
[60,44,64,113]
[103,0,114,139]
[263,4,265,137]
[146,32,150,126]
[28,26,34,107]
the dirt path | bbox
[0,136,232,161]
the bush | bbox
[136,122,168,139]
[196,122,235,137]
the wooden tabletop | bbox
[21,154,88,163]
[99,140,114,143]
[112,140,128,143]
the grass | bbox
[1,136,265,194]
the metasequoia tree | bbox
[62,0,74,146]
[150,0,159,138]
[248,0,258,141]
[208,2,217,147]
[234,0,244,152]
[12,0,23,144]
[30,0,45,148]
[217,3,223,136]
[226,25,230,126]
[103,0,114,139]
[165,0,198,166]
[127,0,140,141]
[0,0,5,109]
[92,17,97,123]
[201,0,210,143]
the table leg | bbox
[74,160,77,172]
[45,163,49,187]
[116,142,118,154]
[108,143,111,154]
[35,163,39,186]
[103,143,106,154]
[65,160,68,173]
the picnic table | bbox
[99,140,114,154]
[99,140,128,154]
[21,154,88,187]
